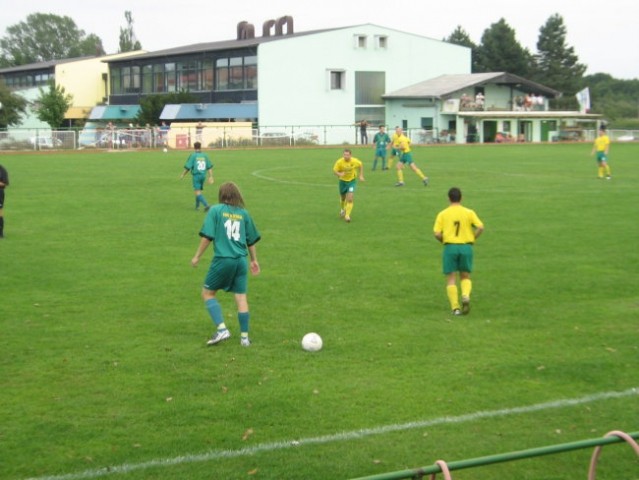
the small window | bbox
[329,70,345,90]
[375,35,388,49]
[354,34,367,49]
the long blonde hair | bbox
[218,182,245,207]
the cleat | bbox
[240,337,251,347]
[423,177,429,186]
[452,308,462,316]
[204,205,211,211]
[395,182,405,187]
[344,215,351,223]
[206,329,231,346]
[339,209,345,218]
[461,296,470,315]
[606,176,611,180]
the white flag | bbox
[575,87,590,113]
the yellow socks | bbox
[345,202,353,217]
[397,170,404,183]
[447,285,459,310]
[461,278,472,299]
[415,168,426,180]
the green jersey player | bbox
[180,142,214,210]
[191,182,261,346]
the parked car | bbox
[553,129,584,142]
[29,136,63,148]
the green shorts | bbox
[338,179,357,195]
[204,256,248,293]
[400,152,414,164]
[192,173,206,190]
[391,148,402,157]
[442,244,474,274]
[596,152,608,163]
[375,147,388,158]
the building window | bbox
[375,35,388,49]
[177,61,199,92]
[202,60,214,90]
[245,55,257,89]
[165,63,176,92]
[354,34,367,49]
[329,70,345,90]
[229,57,243,89]
[215,55,257,91]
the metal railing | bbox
[350,430,639,480]
[1,127,638,152]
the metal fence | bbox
[1,126,637,152]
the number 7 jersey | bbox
[433,205,483,244]
[199,203,261,258]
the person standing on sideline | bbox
[0,164,9,238]
[372,125,391,171]
[395,131,429,187]
[359,119,369,144]
[195,121,204,143]
[191,182,261,347]
[333,148,365,223]
[433,187,484,315]
[180,141,214,210]
[591,126,612,179]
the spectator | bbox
[359,119,369,144]
[0,164,9,238]
[523,94,533,111]
[475,92,485,109]
[514,96,523,111]
[195,121,205,144]
[460,93,471,110]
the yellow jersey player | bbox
[395,129,429,187]
[591,126,612,179]
[389,126,403,169]
[433,187,484,315]
[333,149,365,223]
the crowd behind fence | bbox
[1,126,637,152]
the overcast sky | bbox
[1,0,637,80]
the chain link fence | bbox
[1,126,637,152]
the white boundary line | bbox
[251,166,334,187]
[26,387,638,480]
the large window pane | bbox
[355,71,385,105]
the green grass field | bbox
[1,143,637,480]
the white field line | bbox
[251,167,334,187]
[26,387,638,480]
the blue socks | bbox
[238,312,250,334]
[205,298,224,327]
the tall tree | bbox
[475,18,533,76]
[118,11,142,53]
[444,26,481,72]
[0,13,105,67]
[36,82,73,128]
[534,14,587,110]
[0,81,27,128]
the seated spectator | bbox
[523,94,533,111]
[495,132,505,143]
[514,96,523,111]
[460,93,471,110]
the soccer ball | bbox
[163,147,168,153]
[301,332,322,352]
